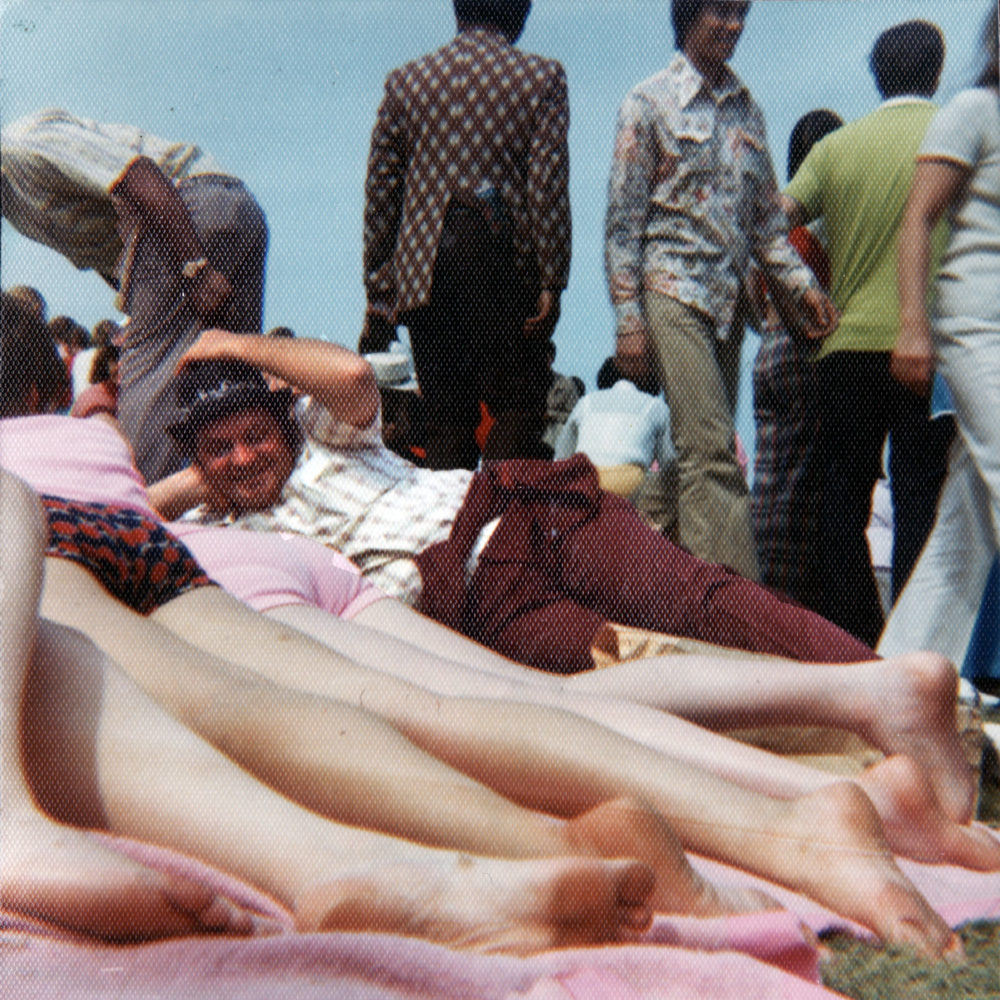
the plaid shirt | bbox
[364,28,571,318]
[605,53,815,338]
[183,397,473,603]
[1,107,225,283]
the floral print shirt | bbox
[604,52,816,339]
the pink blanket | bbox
[4,831,999,999]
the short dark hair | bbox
[453,0,531,37]
[672,0,750,50]
[1,292,68,416]
[91,318,122,348]
[89,344,120,385]
[869,20,945,98]
[596,357,621,390]
[595,356,660,397]
[7,285,47,322]
[787,109,843,182]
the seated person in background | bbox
[151,328,878,674]
[71,317,122,400]
[554,356,677,538]
[48,313,90,367]
[46,314,88,410]
[364,344,428,464]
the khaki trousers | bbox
[644,292,758,580]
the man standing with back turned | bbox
[782,20,954,646]
[605,0,837,579]
[360,0,571,470]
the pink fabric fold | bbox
[4,829,998,999]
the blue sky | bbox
[1,0,992,464]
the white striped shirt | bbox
[183,397,473,603]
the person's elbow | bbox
[344,356,381,427]
[111,155,159,195]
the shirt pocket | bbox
[658,105,714,193]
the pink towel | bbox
[3,829,998,1000]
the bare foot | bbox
[566,797,780,916]
[2,808,256,941]
[294,854,654,954]
[856,755,1000,870]
[864,653,977,824]
[780,782,957,959]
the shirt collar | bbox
[457,26,509,46]
[879,94,936,110]
[669,50,747,109]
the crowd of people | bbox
[1,0,999,965]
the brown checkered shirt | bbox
[363,28,571,319]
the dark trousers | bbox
[816,351,954,646]
[404,196,552,471]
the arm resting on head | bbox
[178,328,380,429]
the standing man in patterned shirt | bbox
[604,0,837,579]
[360,0,571,470]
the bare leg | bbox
[276,602,997,869]
[23,619,655,951]
[353,601,976,824]
[855,756,1000,871]
[136,589,957,956]
[0,469,253,941]
[567,649,976,825]
[38,559,747,917]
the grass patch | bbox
[819,721,1000,999]
[819,921,1000,1000]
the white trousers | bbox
[879,313,1000,660]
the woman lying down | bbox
[2,295,994,958]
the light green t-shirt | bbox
[785,99,945,357]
